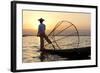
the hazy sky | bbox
[23,10,91,35]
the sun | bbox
[23,10,57,31]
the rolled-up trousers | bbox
[39,33,52,50]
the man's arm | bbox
[37,25,40,36]
[44,24,46,31]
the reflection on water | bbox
[22,36,90,63]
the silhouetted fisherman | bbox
[37,18,52,51]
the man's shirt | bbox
[38,24,45,34]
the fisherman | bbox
[37,18,52,51]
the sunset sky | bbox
[23,10,91,35]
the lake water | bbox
[22,36,90,63]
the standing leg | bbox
[40,36,44,51]
[40,36,45,62]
